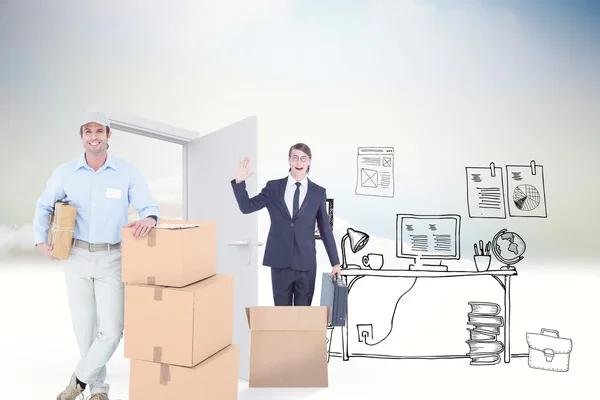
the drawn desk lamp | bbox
[340,228,370,269]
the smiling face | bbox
[80,122,111,155]
[288,148,311,179]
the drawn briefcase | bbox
[526,328,573,372]
[319,272,348,327]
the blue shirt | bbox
[33,152,160,245]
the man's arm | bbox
[33,167,66,246]
[230,179,270,214]
[316,191,340,266]
[128,166,160,224]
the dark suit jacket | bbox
[230,177,340,271]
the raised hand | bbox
[235,157,254,183]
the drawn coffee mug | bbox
[362,253,384,269]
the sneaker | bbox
[86,393,109,400]
[56,374,85,400]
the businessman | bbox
[231,143,340,306]
[33,111,160,400]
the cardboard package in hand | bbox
[47,201,77,260]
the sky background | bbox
[2,4,598,397]
[1,0,599,265]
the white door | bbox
[184,116,259,381]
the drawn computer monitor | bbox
[396,214,461,270]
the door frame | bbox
[87,105,212,220]
[92,105,260,380]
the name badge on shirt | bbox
[105,188,122,199]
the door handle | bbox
[227,240,263,264]
[227,241,249,246]
[226,240,263,246]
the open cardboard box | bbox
[246,306,331,388]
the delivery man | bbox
[33,111,160,400]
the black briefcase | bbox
[319,272,348,327]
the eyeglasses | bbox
[291,155,309,162]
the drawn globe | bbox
[491,228,526,268]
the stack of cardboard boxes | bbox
[121,219,239,399]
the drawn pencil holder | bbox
[474,255,491,272]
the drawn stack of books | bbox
[120,220,239,399]
[466,301,505,365]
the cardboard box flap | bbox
[155,223,201,230]
[158,219,205,225]
[124,220,215,249]
[246,306,330,331]
[127,273,226,293]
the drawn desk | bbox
[329,268,517,363]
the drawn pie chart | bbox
[513,184,540,211]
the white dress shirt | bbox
[284,174,308,217]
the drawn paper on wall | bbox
[315,198,334,240]
[465,162,506,219]
[355,147,394,198]
[506,160,547,218]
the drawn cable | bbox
[362,277,418,346]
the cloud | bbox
[0,223,35,259]
[160,0,291,48]
[98,0,292,52]
[4,0,293,67]
[338,0,534,93]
